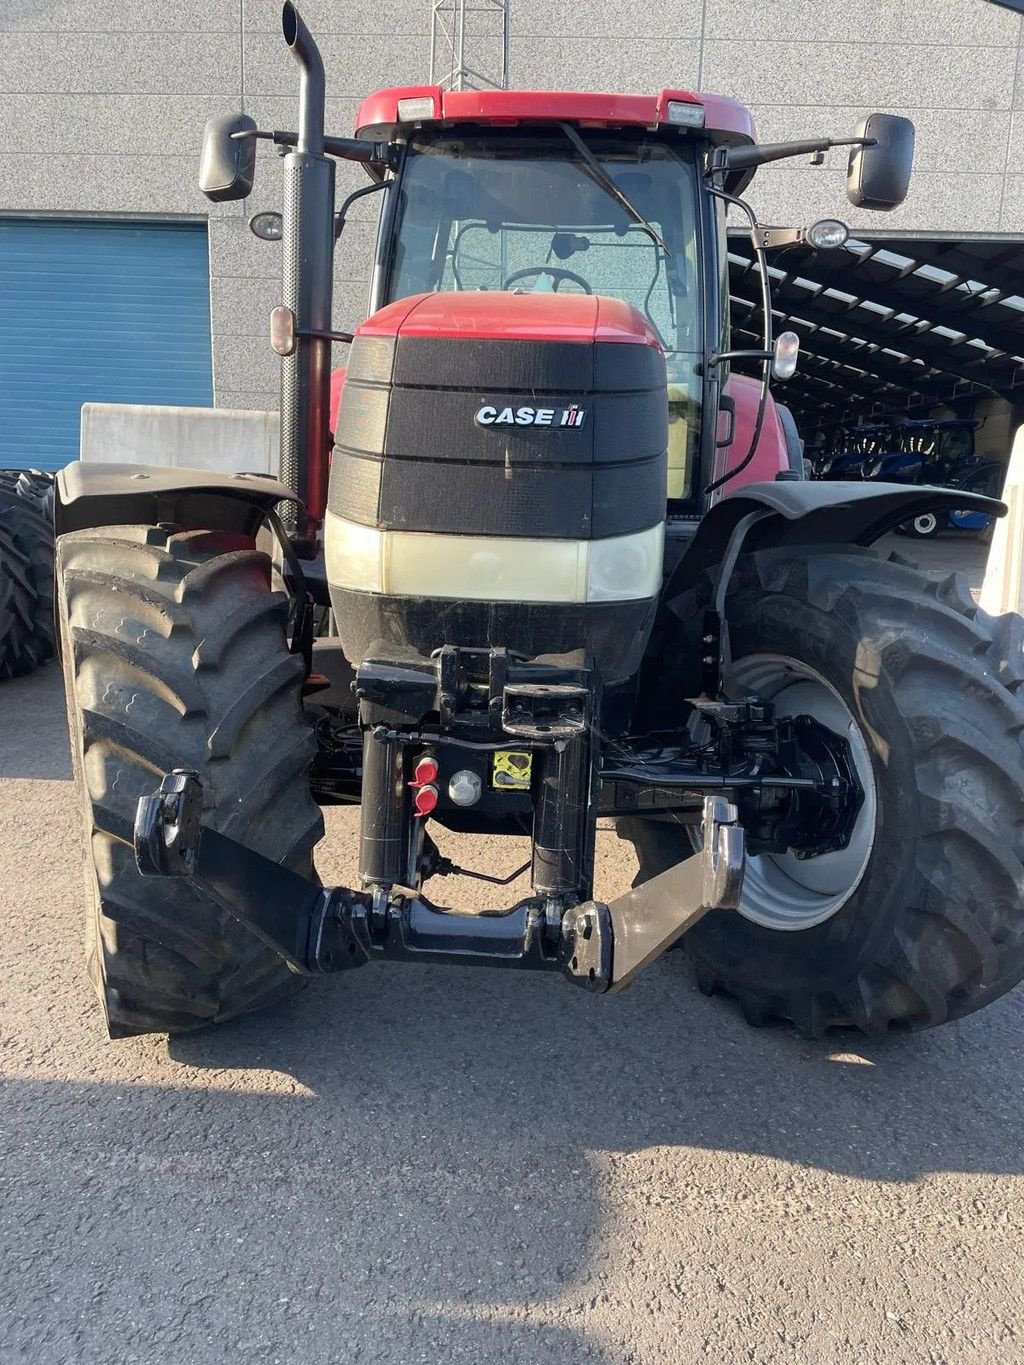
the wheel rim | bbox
[913,513,938,536]
[725,654,878,931]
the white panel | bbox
[325,511,664,604]
[333,513,385,594]
[81,403,279,474]
[586,523,664,602]
[981,424,1024,617]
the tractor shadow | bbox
[162,957,1024,1350]
[169,951,1024,1190]
[1,1063,615,1363]
[7,965,1023,1363]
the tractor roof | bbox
[354,86,755,148]
[899,417,979,431]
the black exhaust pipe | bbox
[279,2,335,528]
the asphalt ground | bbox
[1,532,1021,1364]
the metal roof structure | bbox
[728,235,1024,437]
[429,0,509,92]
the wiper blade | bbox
[557,121,671,257]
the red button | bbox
[413,784,439,817]
[411,755,439,788]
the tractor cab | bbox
[820,422,895,480]
[855,416,978,486]
[896,416,980,482]
[345,87,754,513]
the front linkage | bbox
[135,770,742,994]
[133,644,860,995]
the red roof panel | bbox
[354,86,755,146]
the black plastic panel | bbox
[593,342,665,392]
[331,451,382,524]
[329,586,658,685]
[330,330,668,541]
[592,458,665,537]
[345,334,396,385]
[378,457,593,535]
[394,336,594,391]
[337,451,664,537]
[335,382,390,455]
[381,387,666,464]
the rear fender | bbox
[663,479,1004,602]
[54,461,299,540]
[631,480,1005,721]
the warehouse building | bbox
[1,0,1023,492]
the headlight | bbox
[585,525,664,602]
[806,218,849,250]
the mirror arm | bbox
[703,177,774,498]
[232,127,395,167]
[718,135,875,174]
[335,178,390,240]
[708,348,772,367]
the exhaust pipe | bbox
[282,1,325,154]
[279,1,335,532]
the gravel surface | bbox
[2,665,1023,1364]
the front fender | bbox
[55,461,299,540]
[664,480,1004,599]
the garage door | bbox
[0,219,214,473]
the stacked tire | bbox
[0,469,56,681]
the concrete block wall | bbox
[1,0,1022,414]
[703,0,1024,235]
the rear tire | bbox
[57,524,324,1037]
[902,511,941,539]
[0,469,55,672]
[0,504,39,680]
[621,548,1024,1036]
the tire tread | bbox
[58,523,324,1037]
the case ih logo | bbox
[475,403,587,429]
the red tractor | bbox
[54,4,1022,1039]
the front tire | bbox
[57,524,324,1037]
[622,549,1024,1036]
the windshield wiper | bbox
[557,122,671,257]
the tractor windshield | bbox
[898,420,977,470]
[381,129,704,498]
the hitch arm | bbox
[604,796,744,993]
[134,773,744,993]
[135,770,347,973]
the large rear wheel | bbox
[0,469,55,672]
[0,503,38,680]
[621,548,1024,1035]
[57,524,324,1037]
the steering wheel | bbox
[501,266,593,294]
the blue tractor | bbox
[865,419,1004,540]
[816,423,895,480]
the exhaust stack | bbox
[279,1,335,529]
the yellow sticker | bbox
[492,749,533,790]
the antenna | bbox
[429,0,510,91]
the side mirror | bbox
[847,114,915,212]
[199,113,257,203]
